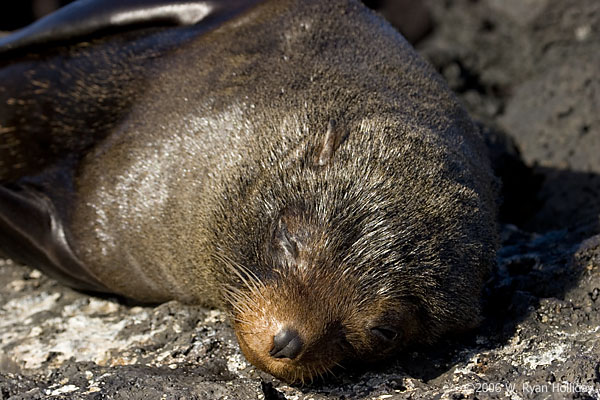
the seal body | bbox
[0,0,498,382]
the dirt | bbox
[1,0,599,399]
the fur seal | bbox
[0,0,498,383]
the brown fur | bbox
[0,0,498,382]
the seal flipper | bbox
[0,184,109,293]
[0,0,263,53]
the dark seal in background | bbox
[0,0,432,44]
[0,0,71,30]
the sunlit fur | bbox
[209,111,498,382]
[0,0,498,383]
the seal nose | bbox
[269,328,303,359]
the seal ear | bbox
[0,0,263,53]
[315,119,348,167]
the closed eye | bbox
[370,326,399,342]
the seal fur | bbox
[0,0,498,382]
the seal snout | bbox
[270,328,303,359]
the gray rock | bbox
[419,0,600,236]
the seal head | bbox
[213,116,496,382]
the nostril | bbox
[269,328,303,359]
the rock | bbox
[418,0,600,237]
[2,228,599,398]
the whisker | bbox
[213,250,272,310]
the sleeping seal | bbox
[0,0,498,383]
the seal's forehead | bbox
[0,0,264,54]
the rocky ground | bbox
[1,0,599,399]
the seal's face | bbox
[231,284,422,382]
[212,118,494,382]
[222,211,425,383]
